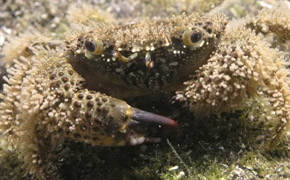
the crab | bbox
[0,1,290,180]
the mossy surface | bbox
[0,138,33,180]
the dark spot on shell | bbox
[84,135,90,140]
[101,97,107,102]
[86,95,93,100]
[77,93,84,99]
[74,133,81,138]
[85,112,92,119]
[58,72,64,76]
[87,101,94,108]
[73,101,82,108]
[92,137,99,141]
[49,74,56,80]
[68,70,74,75]
[61,76,69,82]
[50,82,57,88]
[64,84,70,91]
[96,107,102,112]
[97,102,102,106]
[94,118,102,124]
[95,97,100,102]
[206,28,212,34]
[56,80,62,87]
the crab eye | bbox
[85,40,96,52]
[190,31,202,43]
[182,29,204,47]
[84,39,104,55]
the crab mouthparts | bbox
[126,108,178,145]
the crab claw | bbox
[94,97,178,146]
[130,108,178,128]
[68,92,177,147]
[124,108,178,145]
